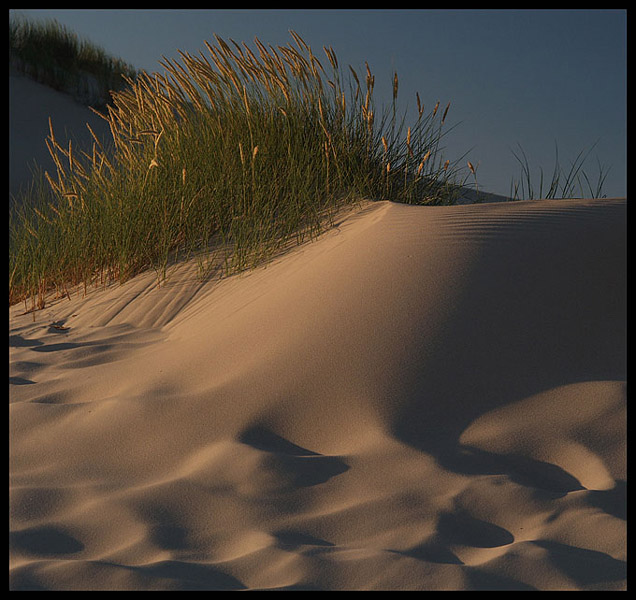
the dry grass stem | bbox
[10,27,470,307]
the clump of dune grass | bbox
[9,14,137,108]
[10,30,469,309]
[509,141,610,201]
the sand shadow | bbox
[530,540,626,586]
[436,510,515,549]
[128,560,246,591]
[464,568,538,591]
[10,559,248,591]
[585,480,626,520]
[446,446,585,495]
[239,425,320,456]
[9,334,44,348]
[239,425,350,488]
[148,524,190,551]
[10,525,84,556]
[272,529,335,550]
[392,538,463,565]
[9,376,35,385]
[390,203,626,485]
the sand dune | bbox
[9,196,626,591]
[9,71,111,199]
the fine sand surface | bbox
[9,195,626,591]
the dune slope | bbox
[9,71,111,198]
[9,197,626,591]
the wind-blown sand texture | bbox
[10,195,626,591]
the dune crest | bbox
[10,197,626,591]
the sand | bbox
[9,194,626,591]
[9,70,111,199]
[9,71,627,591]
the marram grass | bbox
[509,141,611,202]
[10,31,468,309]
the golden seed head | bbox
[349,65,360,88]
[442,101,451,124]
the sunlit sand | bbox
[9,48,626,592]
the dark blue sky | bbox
[11,9,626,198]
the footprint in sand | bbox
[238,425,350,489]
[436,509,515,549]
[428,509,516,567]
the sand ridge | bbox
[9,196,626,591]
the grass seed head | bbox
[442,101,451,124]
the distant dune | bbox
[9,70,111,198]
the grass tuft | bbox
[509,140,610,201]
[10,29,467,307]
[10,23,611,311]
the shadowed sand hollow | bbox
[9,197,626,591]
